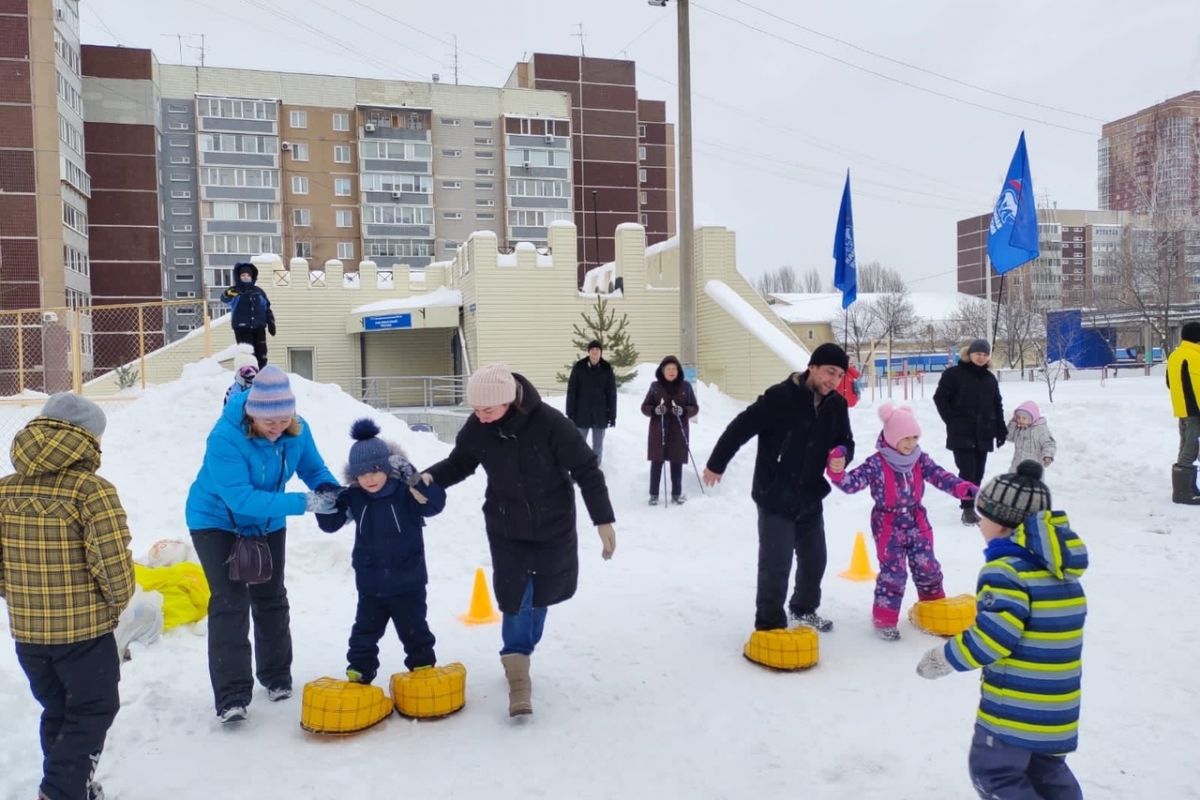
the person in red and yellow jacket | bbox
[0,393,135,800]
[837,361,862,408]
[1166,321,1200,504]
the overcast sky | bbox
[81,0,1200,292]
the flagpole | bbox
[992,274,1005,347]
[984,254,993,347]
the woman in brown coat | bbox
[641,355,699,504]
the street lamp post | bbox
[649,0,696,376]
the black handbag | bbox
[227,536,273,584]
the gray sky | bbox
[82,0,1200,292]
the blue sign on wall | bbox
[363,313,413,331]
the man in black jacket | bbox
[566,340,617,463]
[703,343,855,633]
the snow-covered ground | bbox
[0,362,1195,799]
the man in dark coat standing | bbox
[423,364,616,717]
[703,343,855,633]
[934,338,1006,525]
[566,340,617,463]
[223,262,276,368]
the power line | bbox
[690,1,1097,136]
[340,0,511,77]
[618,15,667,57]
[84,1,123,46]
[726,0,1105,123]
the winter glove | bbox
[654,401,667,416]
[952,482,978,501]
[267,320,277,336]
[388,453,417,483]
[916,646,954,680]
[597,523,616,560]
[671,404,684,417]
[826,446,847,479]
[223,287,239,299]
[305,490,340,515]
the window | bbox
[169,155,192,165]
[443,211,463,220]
[332,112,350,131]
[442,149,462,158]
[475,181,494,190]
[294,241,312,258]
[292,208,311,226]
[638,145,647,161]
[475,198,495,207]
[291,176,309,194]
[199,167,279,188]
[167,103,188,114]
[204,234,282,253]
[288,348,315,381]
[335,209,353,228]
[477,212,495,221]
[168,121,190,131]
[360,173,431,193]
[359,141,432,160]
[170,189,192,199]
[169,137,190,148]
[170,205,190,216]
[475,150,495,160]
[640,191,648,205]
[61,202,88,234]
[172,224,194,233]
[173,240,194,249]
[176,291,197,299]
[507,178,568,198]
[333,177,352,196]
[198,133,279,154]
[639,168,647,183]
[169,172,190,182]
[475,168,495,177]
[291,143,309,161]
[363,239,433,258]
[366,206,434,225]
[638,124,647,138]
[289,110,308,128]
[174,259,195,267]
[508,210,571,227]
[505,148,569,167]
[639,213,648,227]
[196,98,277,121]
[441,117,461,126]
[474,137,494,146]
[407,113,423,130]
[473,120,493,129]
[337,242,355,260]
[64,245,89,275]
[204,201,277,221]
[176,272,196,280]
[333,144,351,164]
[442,181,462,189]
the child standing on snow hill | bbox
[916,460,1087,800]
[826,403,978,640]
[1006,400,1056,471]
[224,352,259,407]
[222,261,276,369]
[317,419,446,684]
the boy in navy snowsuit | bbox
[317,419,446,683]
[223,262,276,369]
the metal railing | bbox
[356,374,466,411]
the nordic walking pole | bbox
[674,410,706,495]
[659,403,669,510]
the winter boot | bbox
[218,704,247,724]
[267,685,292,702]
[671,494,687,505]
[961,507,980,525]
[875,626,901,641]
[500,653,533,717]
[1171,465,1200,505]
[648,495,659,506]
[791,611,834,632]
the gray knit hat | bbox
[976,460,1051,528]
[967,338,991,356]
[347,418,392,478]
[41,392,106,438]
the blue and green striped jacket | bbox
[944,510,1088,754]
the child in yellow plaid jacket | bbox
[0,393,135,800]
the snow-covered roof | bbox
[581,260,617,293]
[769,292,984,324]
[706,281,810,370]
[351,287,463,314]
[496,251,553,267]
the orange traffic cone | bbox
[459,567,501,625]
[839,531,877,581]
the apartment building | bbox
[280,103,358,267]
[507,53,677,285]
[1099,91,1200,218]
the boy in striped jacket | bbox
[916,460,1087,800]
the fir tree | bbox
[556,296,640,386]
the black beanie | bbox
[808,343,849,372]
[587,340,602,351]
[1182,322,1200,344]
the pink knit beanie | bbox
[878,402,921,448]
[466,363,517,407]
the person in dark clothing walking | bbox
[933,339,1006,526]
[0,394,134,800]
[223,262,276,369]
[641,355,699,505]
[566,339,617,463]
[703,343,855,633]
[317,419,446,684]
[422,364,616,717]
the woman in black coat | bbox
[933,338,1006,525]
[641,355,699,505]
[422,363,615,717]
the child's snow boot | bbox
[1171,465,1200,505]
[875,626,901,641]
[500,653,533,717]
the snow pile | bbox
[0,366,1194,799]
[706,280,811,369]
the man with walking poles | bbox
[702,343,855,632]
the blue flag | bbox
[832,171,856,309]
[987,132,1039,274]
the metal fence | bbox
[356,375,466,411]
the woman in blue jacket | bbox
[185,365,340,723]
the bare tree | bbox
[996,292,1045,370]
[799,267,826,293]
[1030,315,1082,403]
[937,297,990,359]
[857,261,907,293]
[833,300,882,366]
[755,265,799,297]
[871,290,917,370]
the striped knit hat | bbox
[244,365,295,419]
[976,460,1052,528]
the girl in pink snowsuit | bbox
[826,404,977,640]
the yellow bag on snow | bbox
[134,562,210,630]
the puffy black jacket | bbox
[424,374,615,613]
[566,357,617,428]
[223,264,275,331]
[706,372,855,521]
[933,360,1006,452]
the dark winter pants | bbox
[16,633,120,800]
[577,426,606,463]
[347,590,436,681]
[234,326,268,369]
[650,460,683,498]
[872,520,945,627]
[500,580,547,656]
[953,448,990,509]
[1177,417,1200,466]
[191,528,292,714]
[755,507,827,630]
[968,727,1082,800]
